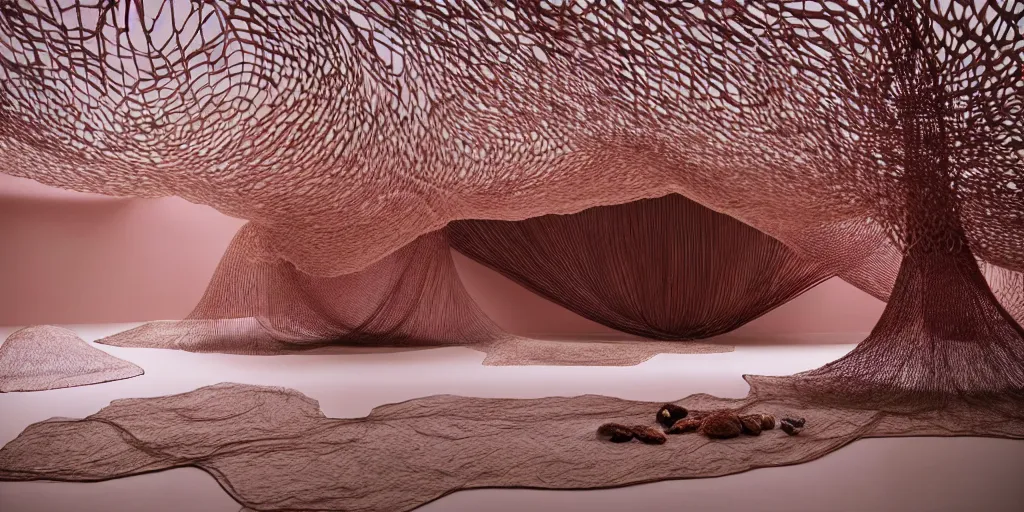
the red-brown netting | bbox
[449,193,836,340]
[100,224,508,353]
[98,220,733,363]
[1,1,1023,508]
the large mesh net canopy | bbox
[8,0,1012,273]
[1,0,1020,357]
[1,1,1024,508]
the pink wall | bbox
[0,175,884,334]
[0,175,245,325]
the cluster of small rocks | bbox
[597,403,806,444]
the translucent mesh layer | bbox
[1,382,1020,511]
[100,224,506,353]
[5,1,1018,277]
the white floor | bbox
[1,324,1022,512]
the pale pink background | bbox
[0,174,884,334]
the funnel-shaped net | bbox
[2,0,1024,502]
[757,0,1024,406]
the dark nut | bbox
[760,413,776,430]
[780,420,803,436]
[739,414,763,436]
[782,417,805,428]
[656,403,689,428]
[630,425,667,445]
[666,418,702,434]
[699,411,742,439]
[597,423,634,443]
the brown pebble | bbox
[782,417,805,428]
[780,420,803,436]
[597,423,634,443]
[666,418,702,434]
[760,414,776,430]
[699,411,742,439]
[656,403,689,428]
[630,425,668,445]
[739,415,763,436]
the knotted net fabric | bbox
[1,0,1024,505]
[0,0,948,277]
[100,225,508,353]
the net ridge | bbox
[98,220,733,364]
[100,224,510,354]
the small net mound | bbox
[0,326,142,392]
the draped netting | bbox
[100,224,507,354]
[1,0,920,281]
[2,0,1024,505]
[450,194,834,339]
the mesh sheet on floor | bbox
[1,382,1021,511]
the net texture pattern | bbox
[450,193,835,339]
[0,325,143,392]
[0,382,1021,512]
[1,0,1024,507]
